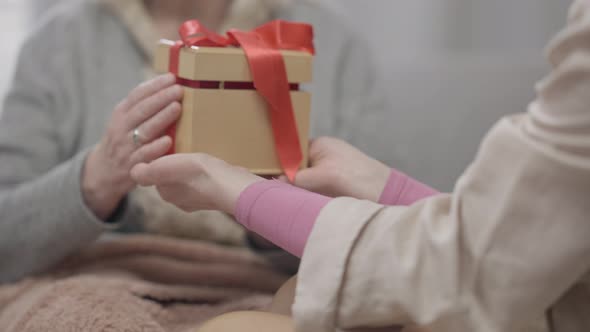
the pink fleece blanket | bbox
[0,235,289,332]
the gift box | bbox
[153,20,314,178]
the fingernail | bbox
[158,135,172,144]
[168,106,181,119]
[169,85,182,94]
[170,101,181,111]
[162,73,176,82]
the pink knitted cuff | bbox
[236,180,331,258]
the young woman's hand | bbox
[82,74,182,220]
[130,153,263,215]
[291,137,391,201]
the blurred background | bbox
[0,0,27,103]
[0,0,572,190]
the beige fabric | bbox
[294,1,590,331]
[103,0,290,59]
[0,234,289,332]
[133,187,246,245]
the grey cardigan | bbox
[0,0,386,282]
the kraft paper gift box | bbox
[153,33,313,176]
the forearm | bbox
[82,146,128,220]
[236,181,331,258]
[237,169,437,259]
[379,168,439,205]
[0,151,139,283]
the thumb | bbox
[130,163,155,186]
[131,154,195,186]
[292,167,322,192]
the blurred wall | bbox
[332,0,571,190]
[29,0,55,19]
[336,0,570,63]
[0,0,28,104]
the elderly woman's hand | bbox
[130,154,263,215]
[82,74,182,220]
[291,137,391,201]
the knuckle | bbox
[135,104,150,119]
[109,133,125,150]
[114,150,129,165]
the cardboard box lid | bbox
[154,39,313,83]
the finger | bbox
[131,158,181,187]
[132,154,202,186]
[291,168,319,191]
[307,137,330,166]
[134,102,181,142]
[125,84,183,130]
[123,74,176,110]
[130,163,154,186]
[129,135,172,166]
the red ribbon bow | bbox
[168,20,314,182]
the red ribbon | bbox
[167,20,314,182]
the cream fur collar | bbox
[101,0,293,59]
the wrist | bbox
[353,160,391,202]
[221,174,265,216]
[378,168,439,206]
[82,149,127,220]
[370,161,392,201]
[246,231,280,250]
